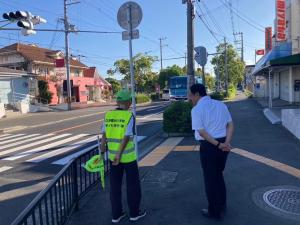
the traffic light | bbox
[2,11,46,36]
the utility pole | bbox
[159,37,167,71]
[224,37,229,97]
[183,0,195,85]
[64,0,72,111]
[184,52,187,72]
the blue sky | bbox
[0,0,275,79]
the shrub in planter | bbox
[136,94,151,104]
[150,93,160,101]
[210,91,226,100]
[163,101,192,133]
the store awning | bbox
[252,42,292,76]
[270,53,300,66]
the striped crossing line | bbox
[0,133,147,173]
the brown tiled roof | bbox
[0,43,88,68]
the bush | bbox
[210,91,226,100]
[228,84,237,99]
[245,89,253,98]
[150,93,161,101]
[163,101,192,133]
[136,93,151,104]
[38,80,53,104]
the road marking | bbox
[52,144,99,165]
[0,134,71,157]
[0,166,13,173]
[139,137,183,167]
[53,119,103,134]
[139,111,163,120]
[0,134,39,145]
[0,134,11,138]
[173,144,300,179]
[52,135,147,165]
[0,134,54,150]
[0,134,25,141]
[27,135,99,163]
[3,134,89,161]
[232,148,300,179]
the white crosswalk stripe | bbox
[0,134,25,141]
[3,134,89,161]
[0,134,39,145]
[0,133,71,157]
[0,166,13,173]
[0,133,147,168]
[0,134,11,138]
[27,136,99,163]
[0,134,54,150]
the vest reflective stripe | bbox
[105,110,136,163]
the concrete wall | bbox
[0,77,29,104]
[282,109,300,139]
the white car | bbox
[162,89,170,101]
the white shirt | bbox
[191,96,232,141]
[101,116,134,136]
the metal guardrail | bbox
[11,146,109,225]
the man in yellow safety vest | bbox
[100,90,146,223]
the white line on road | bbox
[0,134,71,157]
[0,134,11,138]
[0,134,39,145]
[0,166,13,173]
[52,135,147,165]
[0,134,25,141]
[27,135,99,163]
[0,134,54,150]
[3,134,89,161]
[138,111,163,120]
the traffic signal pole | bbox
[64,0,72,111]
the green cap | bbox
[116,90,132,102]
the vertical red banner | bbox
[276,0,286,42]
[265,27,272,53]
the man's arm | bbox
[224,121,234,150]
[199,129,231,151]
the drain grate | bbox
[142,170,178,183]
[263,189,300,216]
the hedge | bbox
[136,93,151,104]
[163,101,192,133]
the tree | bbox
[211,43,245,88]
[158,65,184,89]
[37,79,53,104]
[109,53,158,92]
[105,77,121,95]
[205,74,215,91]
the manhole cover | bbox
[142,170,178,183]
[263,189,300,216]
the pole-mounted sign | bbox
[117,1,142,160]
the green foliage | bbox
[150,93,160,101]
[245,89,253,98]
[210,91,226,100]
[38,80,52,104]
[163,101,192,133]
[211,43,245,87]
[158,65,184,89]
[228,84,237,99]
[136,93,151,104]
[109,53,158,92]
[105,78,121,94]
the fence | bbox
[11,146,108,225]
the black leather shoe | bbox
[201,209,221,219]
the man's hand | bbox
[112,152,121,166]
[218,142,233,152]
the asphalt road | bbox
[0,101,169,225]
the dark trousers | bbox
[200,137,229,217]
[109,160,141,218]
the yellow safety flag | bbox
[84,155,105,189]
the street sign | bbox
[122,29,139,40]
[117,1,142,31]
[194,46,207,66]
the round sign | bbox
[117,1,142,30]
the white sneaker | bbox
[130,211,147,221]
[112,212,126,223]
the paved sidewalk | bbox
[68,98,300,225]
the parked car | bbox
[162,89,170,101]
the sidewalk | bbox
[68,98,300,225]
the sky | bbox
[0,0,275,79]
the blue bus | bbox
[169,76,202,100]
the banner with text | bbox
[276,0,286,42]
[265,27,272,53]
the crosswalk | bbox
[0,133,146,173]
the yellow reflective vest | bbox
[104,110,136,163]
